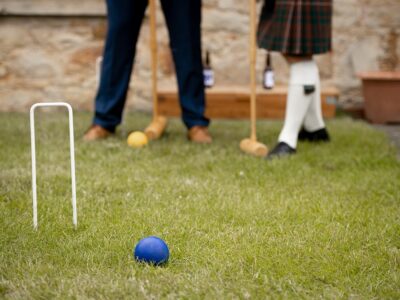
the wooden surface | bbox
[158,86,339,119]
[358,72,400,81]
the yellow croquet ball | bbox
[127,131,148,148]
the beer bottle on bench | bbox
[263,51,274,89]
[203,50,214,88]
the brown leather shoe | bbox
[83,125,113,141]
[188,126,212,144]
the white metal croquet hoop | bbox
[30,102,77,230]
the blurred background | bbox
[0,0,399,117]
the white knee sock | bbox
[303,71,325,132]
[278,60,318,149]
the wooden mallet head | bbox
[240,138,268,157]
[144,115,167,140]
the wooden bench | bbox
[158,86,339,119]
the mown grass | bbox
[0,111,399,299]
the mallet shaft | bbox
[249,0,257,141]
[149,0,158,118]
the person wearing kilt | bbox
[258,0,332,159]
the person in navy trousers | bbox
[84,0,212,143]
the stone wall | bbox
[0,0,399,112]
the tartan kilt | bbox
[257,0,332,55]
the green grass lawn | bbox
[1,111,399,299]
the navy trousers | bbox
[94,0,209,132]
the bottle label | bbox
[203,69,214,88]
[264,70,274,89]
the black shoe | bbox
[266,142,296,160]
[298,128,330,142]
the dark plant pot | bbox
[359,72,400,124]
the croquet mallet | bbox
[144,0,167,140]
[239,0,268,157]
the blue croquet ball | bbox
[134,236,169,265]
